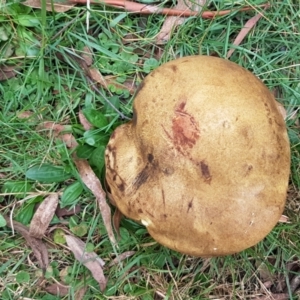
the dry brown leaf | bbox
[278,215,290,223]
[45,282,70,296]
[156,0,206,44]
[0,67,17,81]
[56,204,81,218]
[22,0,75,12]
[78,110,93,131]
[38,122,78,148]
[89,68,136,95]
[112,208,123,239]
[289,274,300,293]
[5,218,49,271]
[276,101,287,120]
[88,68,109,88]
[37,122,115,246]
[81,46,93,67]
[17,111,34,119]
[227,11,265,58]
[65,235,107,291]
[75,286,88,300]
[73,158,116,245]
[29,193,59,238]
[108,251,136,267]
[257,262,275,282]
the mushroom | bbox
[105,55,290,257]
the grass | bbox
[1,0,300,299]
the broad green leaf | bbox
[83,130,109,146]
[15,15,40,27]
[0,214,7,227]
[90,145,105,172]
[0,26,9,41]
[16,271,30,283]
[61,181,83,208]
[26,164,72,183]
[70,222,88,237]
[53,229,66,244]
[104,96,120,115]
[82,108,108,128]
[2,181,32,198]
[110,13,128,28]
[143,58,159,73]
[76,144,95,159]
[15,203,35,225]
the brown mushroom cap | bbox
[105,55,290,257]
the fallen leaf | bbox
[108,251,136,267]
[88,68,109,89]
[5,217,49,272]
[276,101,287,120]
[278,215,289,223]
[56,204,81,217]
[75,286,88,300]
[29,193,59,238]
[112,208,123,239]
[37,122,116,245]
[156,0,206,44]
[65,235,107,291]
[38,122,77,148]
[227,10,267,58]
[22,0,75,12]
[17,111,34,119]
[289,274,300,293]
[81,46,93,67]
[86,65,135,95]
[78,110,93,131]
[0,65,17,81]
[256,261,275,282]
[45,282,70,296]
[73,158,116,245]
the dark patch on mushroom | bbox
[243,164,253,176]
[105,145,126,193]
[200,160,212,184]
[146,210,154,218]
[187,198,193,213]
[178,101,186,110]
[132,106,138,126]
[138,208,143,213]
[162,167,174,176]
[161,189,166,207]
[169,64,178,72]
[170,101,200,153]
[133,166,150,190]
[147,153,154,163]
[118,183,125,192]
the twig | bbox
[70,0,270,18]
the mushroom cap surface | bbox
[105,55,290,257]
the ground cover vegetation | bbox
[0,0,300,299]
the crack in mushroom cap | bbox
[105,55,290,257]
